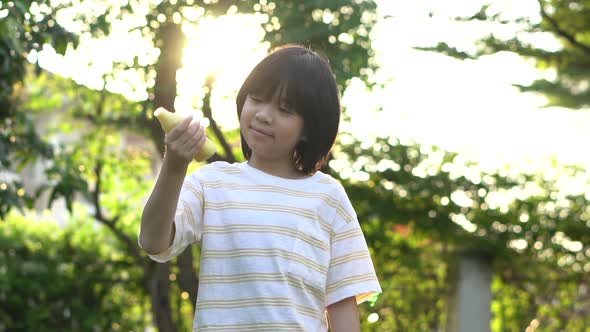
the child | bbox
[139,45,381,331]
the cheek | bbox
[293,117,305,137]
[239,108,256,140]
[284,119,305,143]
[241,101,256,118]
[239,106,250,125]
[239,115,249,135]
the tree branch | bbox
[92,161,144,263]
[176,248,198,310]
[202,76,236,163]
[75,113,147,132]
[537,0,590,55]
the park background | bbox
[1,0,590,331]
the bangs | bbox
[245,53,314,114]
[236,45,341,174]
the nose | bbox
[254,104,272,124]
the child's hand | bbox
[163,115,206,168]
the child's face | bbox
[240,88,304,166]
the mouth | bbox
[250,126,273,137]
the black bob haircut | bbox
[236,45,341,174]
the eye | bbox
[279,103,294,113]
[249,94,263,102]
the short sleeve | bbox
[326,185,381,306]
[144,172,205,263]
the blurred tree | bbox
[2,0,378,330]
[334,135,590,330]
[6,0,589,330]
[1,0,82,217]
[0,0,78,111]
[416,0,590,109]
[0,215,149,331]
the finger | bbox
[178,120,202,147]
[188,135,206,158]
[166,115,193,142]
[165,118,193,148]
[196,128,207,150]
[187,127,206,155]
[181,122,204,151]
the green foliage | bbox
[417,1,590,109]
[1,69,152,219]
[4,1,590,331]
[2,0,381,329]
[234,0,378,89]
[0,103,53,219]
[0,0,97,112]
[359,231,448,331]
[0,214,149,331]
[336,135,590,330]
[5,68,590,330]
[492,265,590,331]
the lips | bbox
[250,126,273,137]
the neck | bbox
[247,156,306,179]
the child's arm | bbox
[139,116,206,255]
[326,296,360,332]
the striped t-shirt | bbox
[147,161,381,331]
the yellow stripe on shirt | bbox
[327,273,378,294]
[205,201,331,234]
[199,273,325,302]
[202,180,353,223]
[331,228,363,243]
[203,224,328,251]
[197,297,323,320]
[202,248,327,274]
[330,251,370,267]
[198,322,304,332]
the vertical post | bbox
[447,251,493,332]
